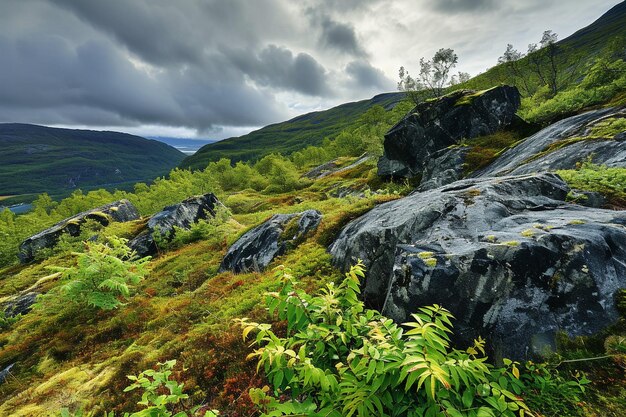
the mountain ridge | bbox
[0,123,185,201]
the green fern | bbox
[49,236,149,310]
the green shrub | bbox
[122,360,218,417]
[49,236,150,310]
[0,311,20,331]
[236,263,589,417]
[167,206,232,248]
[557,162,626,206]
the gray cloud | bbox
[306,8,368,57]
[428,0,499,13]
[315,0,384,13]
[225,45,331,96]
[346,60,395,91]
[320,18,367,57]
[0,0,620,138]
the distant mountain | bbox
[180,92,404,170]
[149,137,218,155]
[559,1,626,51]
[0,124,185,200]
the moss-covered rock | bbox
[18,199,139,264]
[378,85,522,178]
[220,210,322,273]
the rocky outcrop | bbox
[418,146,470,191]
[378,86,521,178]
[330,173,626,360]
[128,193,220,257]
[474,107,626,177]
[18,199,140,263]
[303,160,340,179]
[221,210,322,273]
[0,364,14,384]
[3,292,38,318]
[304,154,371,180]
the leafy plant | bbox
[57,361,219,417]
[123,360,219,417]
[235,263,586,417]
[0,311,20,331]
[50,236,150,310]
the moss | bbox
[568,219,586,225]
[454,86,498,106]
[423,258,438,268]
[520,229,536,237]
[417,251,435,259]
[86,211,111,222]
[502,240,520,247]
[462,130,527,174]
[558,165,626,208]
[587,116,626,138]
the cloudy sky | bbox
[0,0,621,140]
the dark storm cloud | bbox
[49,0,297,66]
[320,18,368,57]
[316,0,384,13]
[225,45,331,96]
[49,0,204,66]
[428,0,499,13]
[1,0,618,136]
[346,60,395,91]
[0,12,285,131]
[0,0,316,132]
[306,8,368,57]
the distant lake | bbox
[149,137,217,155]
[4,203,32,214]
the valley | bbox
[0,1,625,417]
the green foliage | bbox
[122,360,218,417]
[557,161,626,206]
[461,130,528,174]
[236,263,587,417]
[166,206,232,249]
[0,311,20,331]
[50,236,150,310]
[182,93,405,169]
[518,361,590,417]
[254,154,304,193]
[519,62,626,123]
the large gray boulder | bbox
[18,199,139,263]
[418,146,470,191]
[474,107,626,177]
[128,193,220,257]
[221,210,322,273]
[330,173,626,360]
[378,86,521,178]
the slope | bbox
[463,0,626,93]
[180,92,404,170]
[0,124,186,200]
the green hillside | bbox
[180,92,404,169]
[463,1,626,105]
[0,124,185,202]
[559,1,626,52]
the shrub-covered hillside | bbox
[0,124,186,204]
[180,92,404,169]
[1,3,626,417]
